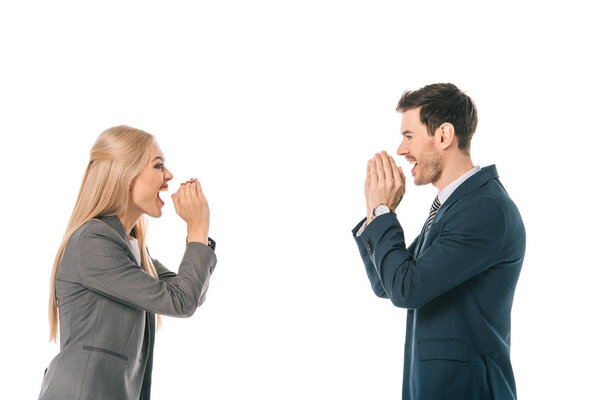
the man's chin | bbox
[413,176,428,186]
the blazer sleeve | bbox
[151,258,177,282]
[151,256,211,307]
[151,237,216,284]
[352,218,389,298]
[74,221,217,317]
[358,195,506,309]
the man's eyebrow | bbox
[401,130,414,136]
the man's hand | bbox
[365,151,405,222]
[364,161,373,223]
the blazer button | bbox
[210,265,215,274]
[367,240,373,253]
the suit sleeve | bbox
[353,217,420,299]
[358,196,506,309]
[75,222,217,317]
[352,218,389,298]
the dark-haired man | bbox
[353,83,525,399]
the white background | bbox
[1,1,598,399]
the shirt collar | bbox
[437,165,481,205]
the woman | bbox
[39,126,217,399]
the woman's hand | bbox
[171,178,210,244]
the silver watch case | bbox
[373,204,391,218]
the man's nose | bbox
[397,138,408,156]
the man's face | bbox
[397,108,443,186]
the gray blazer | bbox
[39,215,217,400]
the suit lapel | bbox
[415,165,499,257]
[414,218,430,257]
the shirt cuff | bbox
[356,220,368,237]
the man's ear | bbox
[439,123,455,150]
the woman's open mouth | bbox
[157,185,168,206]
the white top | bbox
[128,237,142,266]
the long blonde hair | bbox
[49,125,161,342]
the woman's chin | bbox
[145,208,162,218]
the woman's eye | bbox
[154,163,164,170]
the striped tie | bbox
[423,195,441,238]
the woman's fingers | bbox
[191,178,203,199]
[171,191,180,213]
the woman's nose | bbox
[164,167,173,182]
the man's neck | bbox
[433,156,474,192]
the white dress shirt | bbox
[437,165,481,205]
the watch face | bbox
[375,205,390,216]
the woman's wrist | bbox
[187,225,208,245]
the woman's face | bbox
[129,142,173,218]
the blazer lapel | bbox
[415,165,499,257]
[94,214,140,267]
[414,218,430,257]
[434,165,499,222]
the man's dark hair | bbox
[397,83,478,152]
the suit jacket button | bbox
[367,240,373,253]
[210,265,215,274]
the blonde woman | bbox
[39,126,217,399]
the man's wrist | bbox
[372,204,393,219]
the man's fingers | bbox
[369,159,377,186]
[374,153,385,182]
[381,151,394,183]
[389,155,402,183]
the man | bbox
[353,83,525,399]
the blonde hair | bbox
[49,125,161,342]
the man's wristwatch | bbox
[372,204,392,219]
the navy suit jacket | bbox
[353,165,525,400]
